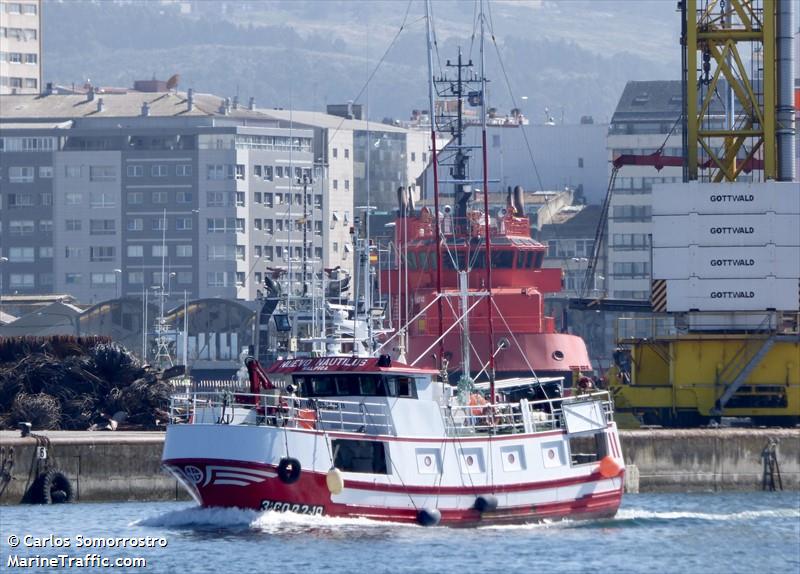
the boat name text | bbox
[260,500,325,515]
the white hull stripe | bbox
[331,477,622,510]
[202,465,277,487]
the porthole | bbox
[552,350,565,361]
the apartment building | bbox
[0,0,40,94]
[0,89,326,303]
[606,81,684,300]
[260,108,432,249]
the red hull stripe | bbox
[164,457,623,496]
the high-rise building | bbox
[0,89,327,303]
[606,81,684,300]
[0,0,41,94]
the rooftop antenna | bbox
[153,208,174,368]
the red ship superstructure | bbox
[382,192,592,383]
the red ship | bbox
[380,188,592,384]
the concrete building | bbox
[261,108,432,248]
[0,89,327,303]
[419,122,609,206]
[0,0,41,94]
[606,81,684,300]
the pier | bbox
[1,428,797,505]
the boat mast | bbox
[479,0,497,400]
[425,0,445,364]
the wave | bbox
[615,508,800,522]
[134,505,411,533]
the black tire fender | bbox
[277,458,301,484]
[41,470,74,504]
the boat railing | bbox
[441,391,614,436]
[169,392,395,436]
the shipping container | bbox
[653,245,800,280]
[653,213,800,247]
[664,277,799,312]
[652,181,800,216]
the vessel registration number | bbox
[260,500,325,515]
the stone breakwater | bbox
[1,428,797,504]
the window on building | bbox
[207,271,229,287]
[253,165,262,177]
[65,273,82,285]
[90,166,116,182]
[254,192,262,204]
[235,218,245,233]
[127,165,144,178]
[65,192,83,205]
[40,192,52,206]
[176,217,192,231]
[9,274,35,288]
[128,192,144,205]
[9,220,34,235]
[151,164,169,177]
[236,192,246,207]
[264,246,274,261]
[206,191,231,207]
[333,179,338,190]
[90,246,115,262]
[65,165,82,178]
[127,245,143,257]
[344,148,350,159]
[411,152,416,162]
[39,220,52,232]
[177,271,192,284]
[235,245,245,260]
[90,272,117,286]
[332,148,338,159]
[152,191,168,204]
[9,166,34,183]
[152,245,167,258]
[38,166,53,178]
[90,219,116,235]
[7,193,34,208]
[264,219,273,234]
[65,219,82,232]
[236,272,246,286]
[152,218,167,231]
[176,245,193,257]
[176,164,192,177]
[344,179,350,190]
[38,246,52,259]
[264,166,273,181]
[176,191,193,204]
[8,247,34,262]
[127,218,143,231]
[235,164,245,180]
[254,219,262,231]
[90,191,116,208]
[128,271,143,284]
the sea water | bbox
[1,492,798,574]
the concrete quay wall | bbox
[620,428,800,492]
[1,428,798,505]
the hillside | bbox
[42,0,681,123]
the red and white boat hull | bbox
[163,422,624,527]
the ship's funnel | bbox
[513,185,525,216]
[397,186,408,217]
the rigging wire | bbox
[325,0,416,146]
[484,0,560,227]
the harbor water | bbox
[1,492,798,573]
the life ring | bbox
[277,457,301,484]
[37,470,74,504]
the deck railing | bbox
[169,391,395,436]
[441,391,614,436]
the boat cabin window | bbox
[332,439,388,474]
[406,252,417,270]
[297,373,418,399]
[491,250,514,269]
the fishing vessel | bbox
[163,354,623,526]
[162,0,624,525]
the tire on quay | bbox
[28,470,74,504]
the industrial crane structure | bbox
[607,0,798,426]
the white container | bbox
[652,181,800,216]
[653,245,800,279]
[665,277,799,312]
[653,213,800,247]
